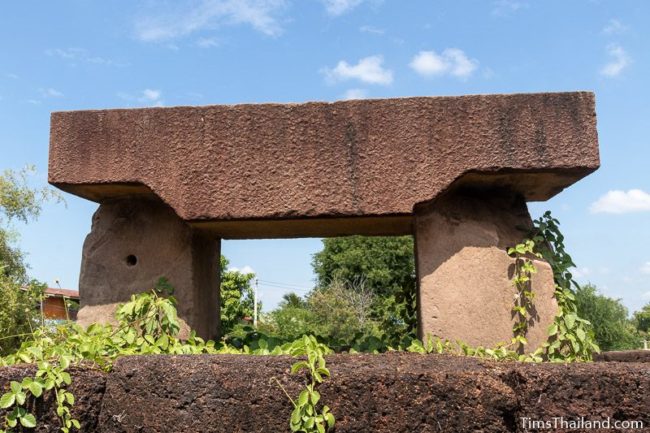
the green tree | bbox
[633,302,650,334]
[311,236,416,340]
[280,292,307,309]
[306,279,378,344]
[264,280,381,344]
[219,256,259,335]
[0,167,58,354]
[262,293,315,341]
[574,284,641,351]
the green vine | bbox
[0,278,337,432]
[507,239,540,354]
[0,278,220,432]
[530,211,600,361]
[273,336,335,433]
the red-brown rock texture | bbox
[77,198,220,339]
[49,92,599,238]
[594,350,650,362]
[415,189,558,347]
[2,354,648,433]
[49,92,600,345]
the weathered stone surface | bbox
[3,354,647,432]
[0,365,106,432]
[50,92,600,346]
[77,197,220,339]
[415,189,558,349]
[49,92,599,238]
[501,362,650,432]
[98,353,650,433]
[594,350,650,363]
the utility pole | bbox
[253,278,258,328]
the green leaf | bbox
[60,358,70,371]
[27,346,43,360]
[290,361,308,374]
[28,381,43,398]
[564,313,577,330]
[10,381,21,394]
[325,412,335,429]
[20,413,37,428]
[125,330,136,345]
[311,390,320,406]
[291,407,301,425]
[298,389,309,407]
[0,392,15,409]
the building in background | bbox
[42,288,79,321]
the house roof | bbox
[44,287,79,299]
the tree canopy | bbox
[219,256,258,335]
[261,236,419,345]
[574,284,642,351]
[0,167,57,354]
[633,302,650,335]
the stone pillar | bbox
[77,197,221,340]
[414,190,557,350]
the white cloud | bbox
[572,267,591,279]
[196,37,220,48]
[322,0,364,15]
[46,47,117,66]
[134,0,287,42]
[40,88,64,98]
[141,89,161,101]
[118,89,165,107]
[324,55,393,85]
[603,18,628,35]
[5,73,19,79]
[640,262,650,275]
[342,88,367,100]
[359,25,384,35]
[590,189,650,214]
[643,291,650,300]
[600,44,630,77]
[46,47,84,59]
[409,49,478,79]
[491,0,527,16]
[228,265,256,275]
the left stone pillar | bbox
[76,197,221,340]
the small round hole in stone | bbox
[126,255,138,267]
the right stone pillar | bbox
[414,189,558,350]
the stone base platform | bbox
[2,353,648,432]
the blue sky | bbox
[1,0,649,312]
